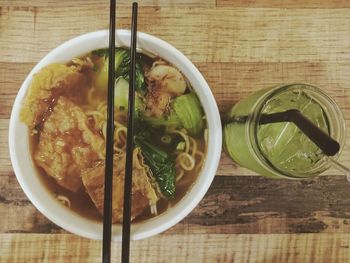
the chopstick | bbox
[121,3,138,263]
[102,0,116,262]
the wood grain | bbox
[2,6,350,64]
[2,176,350,235]
[217,0,350,8]
[0,0,215,8]
[1,233,350,263]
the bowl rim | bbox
[8,29,222,241]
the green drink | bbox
[223,84,345,178]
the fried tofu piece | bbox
[82,148,159,223]
[34,97,104,192]
[20,60,93,133]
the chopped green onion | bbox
[161,135,172,144]
[176,141,186,151]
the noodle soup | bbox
[21,47,207,223]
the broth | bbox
[26,48,207,223]
[32,132,206,222]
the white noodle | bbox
[177,152,195,171]
[56,195,71,208]
[150,203,158,215]
[176,169,185,182]
[168,129,190,153]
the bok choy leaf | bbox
[93,48,145,93]
[142,113,181,128]
[173,92,204,136]
[134,136,176,199]
[114,77,144,113]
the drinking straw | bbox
[260,109,350,180]
[259,109,340,156]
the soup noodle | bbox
[21,47,207,222]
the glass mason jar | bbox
[223,83,346,179]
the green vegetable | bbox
[114,77,145,113]
[92,48,109,57]
[95,56,109,92]
[140,93,204,136]
[161,135,172,144]
[176,141,186,151]
[93,48,145,93]
[114,77,129,110]
[115,49,128,71]
[134,118,151,139]
[115,49,145,93]
[134,136,176,199]
[142,113,181,127]
[173,93,204,136]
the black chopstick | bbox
[121,2,138,263]
[102,0,116,262]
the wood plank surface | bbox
[0,0,216,8]
[2,176,350,235]
[2,233,350,263]
[1,0,350,262]
[217,0,350,8]
[2,6,350,64]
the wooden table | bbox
[1,0,350,262]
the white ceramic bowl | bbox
[9,30,222,241]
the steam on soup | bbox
[20,48,207,222]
